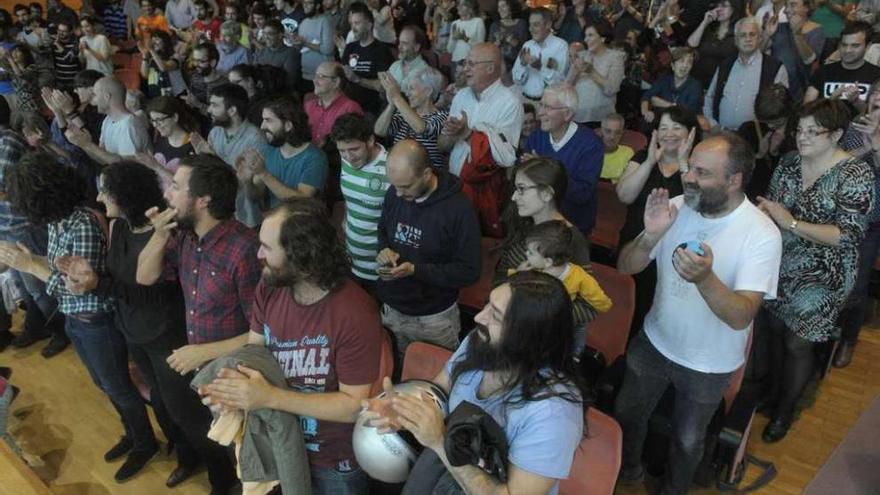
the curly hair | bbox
[101,161,166,228]
[330,112,373,143]
[6,151,87,226]
[262,96,311,147]
[273,198,351,291]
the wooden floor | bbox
[2,314,879,495]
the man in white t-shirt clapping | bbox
[614,132,782,495]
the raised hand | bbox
[646,129,663,165]
[145,206,179,237]
[190,131,215,155]
[677,127,696,164]
[643,188,679,240]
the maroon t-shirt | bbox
[250,278,382,471]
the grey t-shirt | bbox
[208,122,267,227]
[99,113,151,156]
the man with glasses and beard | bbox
[236,97,328,206]
[200,198,384,495]
[362,271,585,494]
[185,42,226,114]
[614,133,782,495]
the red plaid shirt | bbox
[166,220,261,345]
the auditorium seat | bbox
[401,342,453,382]
[585,263,635,366]
[458,237,501,312]
[559,407,623,495]
[620,129,648,153]
[591,181,628,253]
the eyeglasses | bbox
[538,102,567,112]
[795,127,833,138]
[150,114,172,124]
[513,184,541,195]
[314,74,338,80]
[463,59,494,68]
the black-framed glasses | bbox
[513,184,541,195]
[150,114,172,124]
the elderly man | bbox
[512,7,569,101]
[217,20,248,74]
[524,83,603,236]
[439,42,522,236]
[703,17,788,130]
[305,61,364,144]
[388,25,430,89]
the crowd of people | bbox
[0,0,877,494]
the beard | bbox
[212,112,231,127]
[266,130,286,147]
[175,208,197,231]
[466,324,505,371]
[262,263,299,287]
[683,183,728,215]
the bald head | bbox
[387,140,435,201]
[92,76,127,114]
[97,76,126,102]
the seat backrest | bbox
[114,69,141,91]
[370,328,396,396]
[559,408,623,495]
[621,129,648,153]
[591,181,628,251]
[401,342,454,382]
[458,236,502,311]
[585,263,635,365]
[129,52,143,70]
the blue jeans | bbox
[614,332,733,495]
[839,222,880,344]
[311,465,368,495]
[65,313,156,453]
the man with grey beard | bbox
[614,132,782,495]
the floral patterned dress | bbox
[763,151,875,342]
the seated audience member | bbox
[525,83,603,236]
[331,113,390,289]
[756,99,874,443]
[201,198,384,495]
[249,19,301,90]
[599,113,635,183]
[192,0,221,42]
[0,151,161,482]
[59,161,236,491]
[703,16,788,130]
[567,20,625,127]
[640,46,703,123]
[363,271,584,495]
[494,157,597,327]
[440,42,522,236]
[615,133,782,495]
[237,97,328,207]
[200,82,266,227]
[375,67,448,170]
[377,140,481,359]
[512,8,569,102]
[217,20,248,74]
[64,76,152,166]
[305,61,364,145]
[341,2,394,115]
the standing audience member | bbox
[375,68,449,170]
[52,19,80,89]
[135,0,170,44]
[525,83,604,236]
[78,15,113,75]
[512,8,569,101]
[567,20,625,126]
[446,0,485,75]
[761,0,824,102]
[0,152,161,482]
[305,61,364,145]
[332,113,391,288]
[756,99,874,443]
[490,0,529,68]
[186,42,227,114]
[640,47,703,122]
[295,0,335,94]
[201,198,384,495]
[250,20,301,90]
[388,25,430,89]
[138,30,185,98]
[341,2,394,115]
[804,21,880,106]
[687,0,741,88]
[377,140,481,358]
[615,133,782,495]
[164,0,196,32]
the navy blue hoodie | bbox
[376,173,482,316]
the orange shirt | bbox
[136,14,170,42]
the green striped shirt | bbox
[341,146,390,280]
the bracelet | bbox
[788,219,799,232]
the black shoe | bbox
[104,437,133,462]
[0,330,14,352]
[11,385,20,403]
[166,462,200,488]
[41,335,70,358]
[114,444,158,482]
[12,330,50,349]
[0,366,11,380]
[762,417,791,443]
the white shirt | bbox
[448,79,524,176]
[646,195,782,373]
[511,34,570,99]
[550,122,578,152]
[164,0,196,30]
[755,3,788,25]
[446,18,486,63]
[99,113,150,156]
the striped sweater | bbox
[341,146,390,281]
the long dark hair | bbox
[7,151,88,226]
[275,198,351,291]
[101,161,166,228]
[450,271,583,407]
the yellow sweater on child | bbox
[508,263,613,312]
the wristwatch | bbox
[788,219,799,232]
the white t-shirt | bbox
[99,113,150,156]
[81,34,114,75]
[646,195,782,373]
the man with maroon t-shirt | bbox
[204,198,383,495]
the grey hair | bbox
[734,16,761,35]
[409,67,445,101]
[543,83,579,115]
[220,20,242,37]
